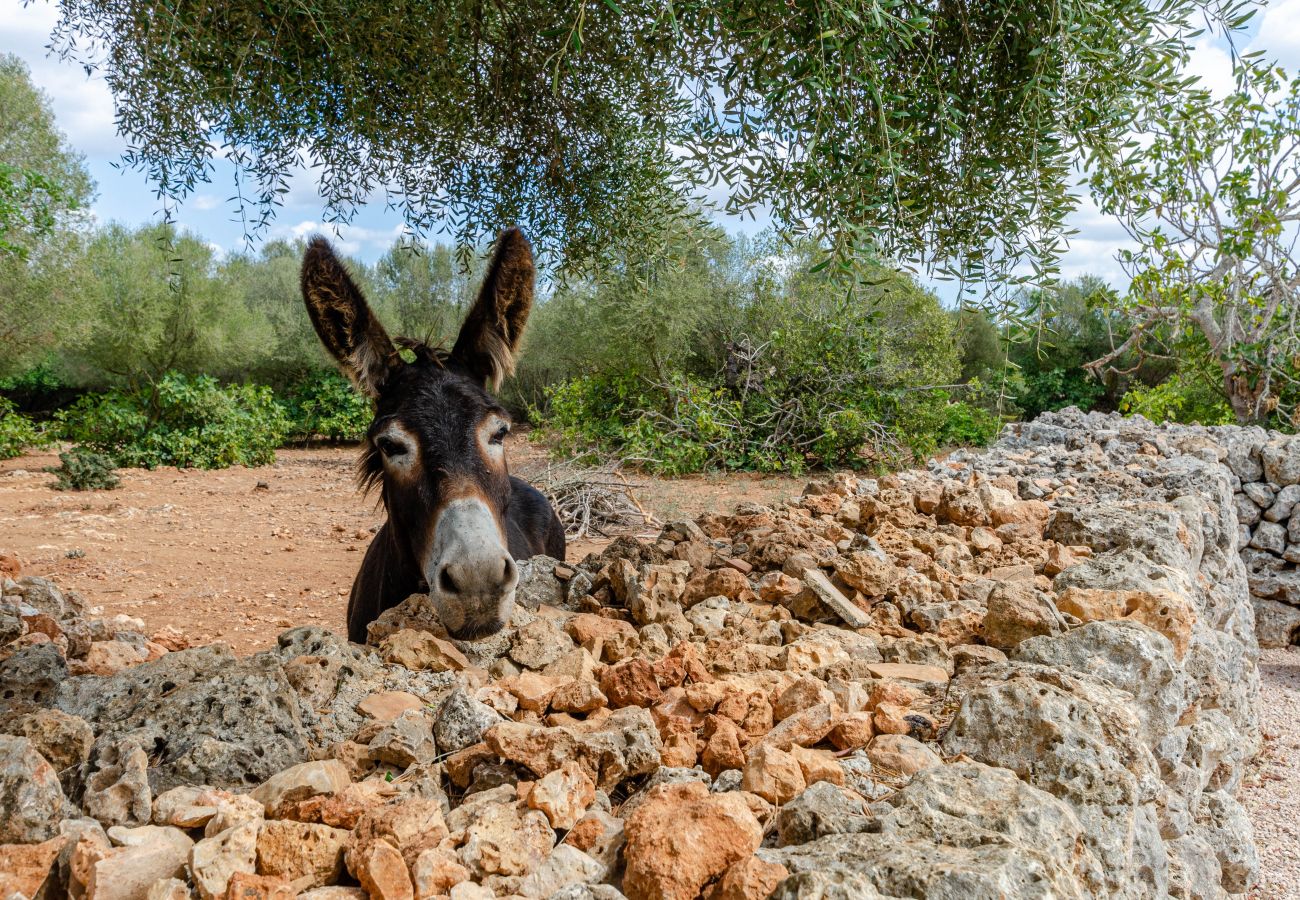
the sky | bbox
[5,0,1300,293]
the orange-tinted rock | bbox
[740,744,806,805]
[709,855,790,900]
[623,781,762,900]
[599,658,662,708]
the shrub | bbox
[284,370,371,442]
[56,373,290,469]
[537,373,1000,476]
[45,447,120,490]
[1120,372,1236,426]
[0,397,47,459]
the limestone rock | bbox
[0,734,71,842]
[255,819,349,889]
[622,781,762,900]
[191,821,260,900]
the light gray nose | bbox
[426,497,519,640]
[436,555,517,600]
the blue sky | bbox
[5,0,1300,293]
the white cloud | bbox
[2,0,123,157]
[269,219,406,256]
[1253,0,1300,70]
[190,194,221,211]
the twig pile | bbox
[517,459,653,539]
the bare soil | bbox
[0,440,802,654]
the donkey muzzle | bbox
[426,497,518,640]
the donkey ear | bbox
[301,237,397,398]
[450,228,535,390]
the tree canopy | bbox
[45,0,1251,281]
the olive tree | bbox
[1088,63,1300,424]
[43,0,1250,286]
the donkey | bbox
[301,228,565,644]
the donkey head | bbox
[301,229,534,639]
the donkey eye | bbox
[376,437,408,458]
[489,424,510,446]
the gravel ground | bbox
[1243,646,1300,899]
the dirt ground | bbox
[0,439,802,654]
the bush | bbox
[45,447,120,490]
[284,370,371,442]
[0,397,47,459]
[538,373,1001,476]
[56,373,290,469]
[1120,372,1236,426]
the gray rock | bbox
[83,739,152,826]
[777,781,869,847]
[1253,597,1300,648]
[433,688,501,755]
[509,616,573,669]
[515,555,567,610]
[0,641,68,715]
[56,643,310,793]
[1195,790,1258,893]
[1263,484,1300,522]
[1261,437,1300,485]
[0,734,72,842]
[768,870,886,899]
[1223,435,1264,482]
[1243,481,1276,508]
[547,886,628,900]
[1013,621,1189,744]
[1233,493,1261,527]
[367,709,436,767]
[941,665,1160,896]
[1249,521,1287,554]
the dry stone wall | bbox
[0,410,1263,899]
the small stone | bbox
[223,872,297,899]
[10,708,94,772]
[801,569,871,627]
[511,617,575,670]
[356,691,425,722]
[827,712,875,751]
[433,689,502,755]
[411,846,471,898]
[865,734,942,777]
[981,581,1066,649]
[772,676,835,722]
[250,760,351,815]
[0,735,70,843]
[352,841,414,900]
[776,781,869,846]
[550,679,608,714]
[152,785,217,828]
[517,844,606,898]
[458,801,555,878]
[84,740,152,827]
[528,759,597,829]
[599,658,662,708]
[381,629,470,671]
[191,821,260,900]
[710,855,790,900]
[0,836,65,899]
[741,744,806,805]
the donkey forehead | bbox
[373,369,508,449]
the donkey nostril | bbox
[502,557,517,587]
[439,566,460,595]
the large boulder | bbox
[56,644,311,793]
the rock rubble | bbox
[0,409,1262,898]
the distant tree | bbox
[0,53,94,375]
[1090,63,1300,425]
[371,241,483,344]
[45,0,1245,286]
[69,223,271,388]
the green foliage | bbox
[284,370,372,442]
[1120,371,1236,426]
[47,0,1242,289]
[56,373,289,469]
[45,447,120,491]
[1090,62,1300,424]
[0,397,47,459]
[0,54,94,377]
